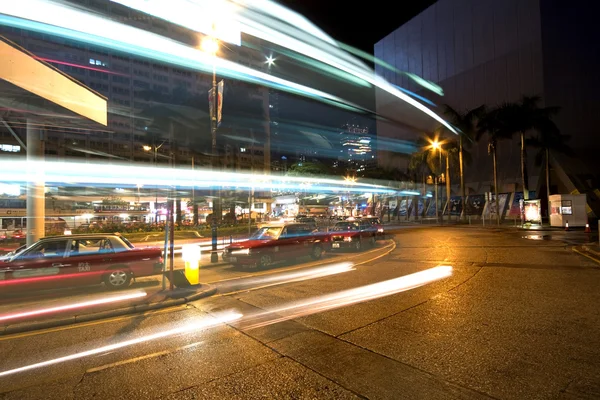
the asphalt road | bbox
[0,226,599,399]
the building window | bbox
[133,80,150,89]
[89,58,108,67]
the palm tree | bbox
[525,123,573,217]
[442,105,486,220]
[409,137,445,220]
[477,108,512,225]
[493,96,560,200]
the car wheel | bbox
[259,254,273,267]
[310,245,323,260]
[354,239,362,252]
[104,268,131,290]
[369,236,376,247]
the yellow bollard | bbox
[182,244,201,285]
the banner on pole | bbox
[217,80,224,127]
[208,80,224,127]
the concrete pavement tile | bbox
[72,328,279,399]
[340,266,600,400]
[0,377,80,400]
[162,357,360,400]
[269,330,492,400]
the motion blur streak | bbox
[0,291,147,322]
[0,160,398,194]
[115,0,457,131]
[216,262,355,292]
[0,0,455,130]
[0,312,242,378]
[0,1,358,112]
[239,266,453,330]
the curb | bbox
[572,246,600,266]
[581,245,600,259]
[0,284,217,336]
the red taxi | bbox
[329,220,376,251]
[360,216,385,239]
[222,223,328,268]
[0,234,163,292]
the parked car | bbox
[0,233,163,292]
[222,223,328,268]
[329,220,376,251]
[294,216,317,230]
[0,244,27,261]
[360,216,385,239]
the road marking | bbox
[86,341,203,373]
[0,304,188,342]
[572,248,600,265]
[213,241,397,298]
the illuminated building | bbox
[375,0,600,215]
[339,123,375,174]
[0,0,272,171]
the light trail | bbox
[0,159,399,194]
[0,266,451,378]
[0,311,242,378]
[0,291,147,322]
[0,0,455,131]
[238,266,453,330]
[215,262,355,293]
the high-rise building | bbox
[338,123,375,174]
[374,0,600,214]
[0,0,273,171]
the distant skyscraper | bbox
[339,123,375,174]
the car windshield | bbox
[249,226,283,240]
[119,236,135,249]
[333,222,359,231]
[366,218,381,224]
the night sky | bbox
[278,0,436,54]
[271,1,436,146]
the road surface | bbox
[0,226,598,399]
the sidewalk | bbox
[0,277,216,336]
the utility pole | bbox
[26,120,45,246]
[209,37,219,263]
[446,152,451,222]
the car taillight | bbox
[159,256,164,264]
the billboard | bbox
[522,199,542,224]
[0,37,107,125]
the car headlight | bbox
[231,248,251,255]
[343,236,353,242]
[377,228,384,233]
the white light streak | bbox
[0,312,242,378]
[0,291,147,322]
[241,266,453,330]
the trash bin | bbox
[182,244,201,285]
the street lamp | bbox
[428,138,451,223]
[265,55,275,67]
[201,33,220,263]
[143,140,166,206]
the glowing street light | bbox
[200,36,219,54]
[265,55,275,67]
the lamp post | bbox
[430,139,452,223]
[143,140,166,208]
[201,34,220,263]
[430,140,441,223]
